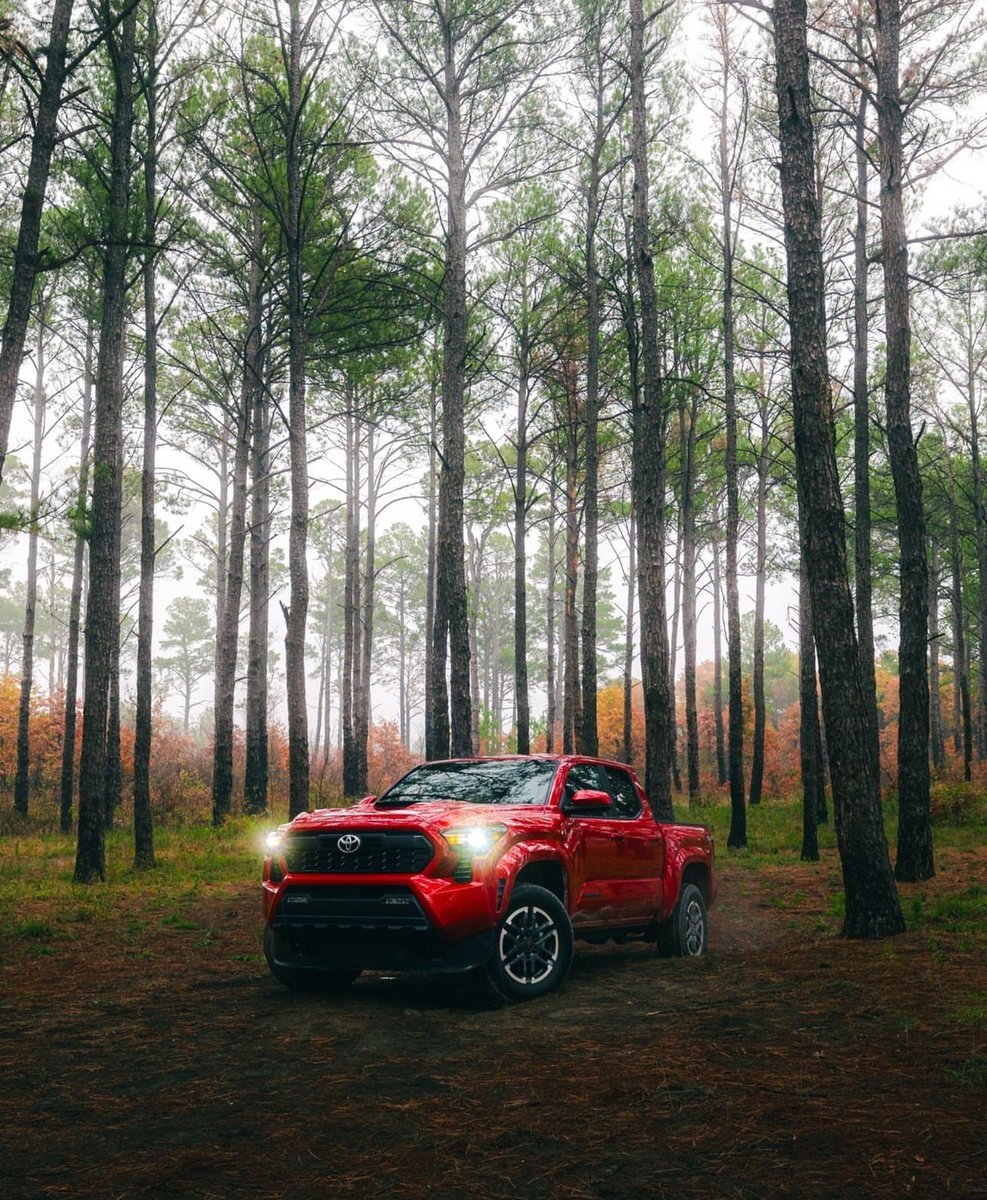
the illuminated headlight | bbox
[265,830,285,854]
[443,824,507,856]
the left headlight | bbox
[265,830,284,854]
[442,824,507,856]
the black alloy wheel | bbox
[484,883,573,1002]
[656,882,708,958]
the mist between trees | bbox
[0,0,984,930]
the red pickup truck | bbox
[262,754,715,1001]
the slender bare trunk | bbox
[630,0,672,819]
[75,3,137,882]
[772,0,903,936]
[876,0,933,882]
[0,0,75,483]
[14,307,47,816]
[59,304,94,832]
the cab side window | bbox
[564,762,608,803]
[605,767,643,819]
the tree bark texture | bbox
[798,539,820,862]
[563,361,582,754]
[852,31,882,793]
[581,80,604,757]
[514,346,530,754]
[681,391,701,805]
[14,309,46,816]
[928,542,945,769]
[284,0,311,817]
[59,306,94,832]
[134,19,159,869]
[772,0,904,936]
[75,2,137,882]
[875,0,933,883]
[719,53,745,848]
[0,0,75,483]
[429,41,472,759]
[211,222,261,825]
[244,329,271,816]
[749,387,769,807]
[630,0,673,820]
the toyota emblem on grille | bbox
[337,834,361,854]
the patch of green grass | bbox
[16,918,56,941]
[946,1053,987,1088]
[161,914,199,932]
[950,1001,987,1026]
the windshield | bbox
[378,759,557,807]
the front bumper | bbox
[263,873,499,974]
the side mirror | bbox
[564,788,612,813]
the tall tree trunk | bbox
[545,466,558,753]
[514,342,531,754]
[424,368,438,757]
[964,347,987,759]
[623,507,636,766]
[852,28,882,792]
[284,0,310,817]
[356,419,377,792]
[719,35,745,848]
[103,635,122,829]
[0,0,75,483]
[211,216,261,825]
[342,405,361,797]
[134,15,159,869]
[14,305,47,817]
[949,507,972,781]
[875,0,933,883]
[468,532,482,753]
[772,0,904,936]
[59,304,94,832]
[681,392,700,806]
[581,80,604,758]
[669,503,682,793]
[563,362,582,754]
[630,0,673,820]
[711,513,727,785]
[749,386,769,807]
[244,303,270,816]
[928,542,945,769]
[429,46,471,759]
[75,1,137,882]
[798,543,820,861]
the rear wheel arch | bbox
[680,861,710,904]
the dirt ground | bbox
[2,850,985,1200]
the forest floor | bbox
[1,837,986,1200]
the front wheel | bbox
[483,883,573,1002]
[263,926,362,991]
[656,883,708,958]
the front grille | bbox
[283,831,434,875]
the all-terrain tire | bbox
[482,883,573,1003]
[656,883,708,958]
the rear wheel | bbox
[263,927,362,991]
[656,883,708,958]
[483,883,573,1002]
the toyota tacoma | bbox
[262,754,715,1001]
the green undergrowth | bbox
[2,793,985,951]
[0,818,273,946]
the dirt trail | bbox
[1,860,985,1200]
